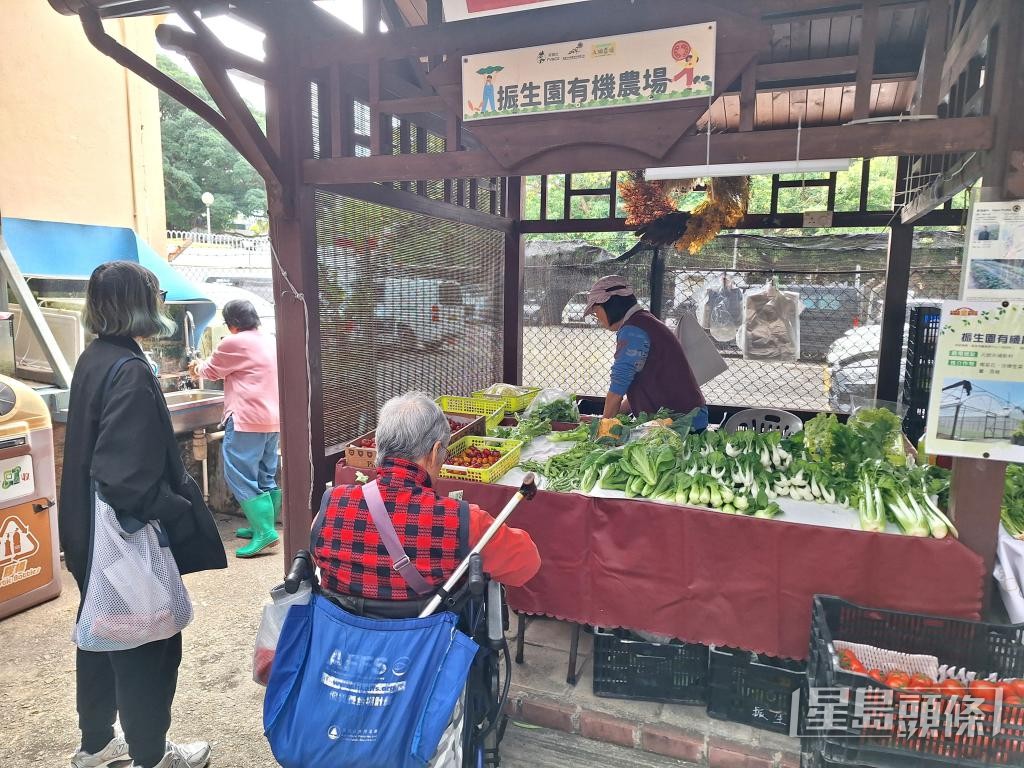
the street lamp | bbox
[201,192,214,235]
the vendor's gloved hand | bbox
[596,418,620,440]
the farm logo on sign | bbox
[950,307,980,317]
[2,465,26,490]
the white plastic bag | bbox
[521,388,580,421]
[253,581,313,686]
[738,282,802,362]
[696,274,744,342]
[73,493,192,652]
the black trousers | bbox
[77,633,182,768]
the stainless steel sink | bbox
[163,389,224,433]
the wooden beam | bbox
[502,178,525,385]
[913,0,949,114]
[740,64,757,133]
[757,55,859,84]
[378,94,448,115]
[303,115,994,184]
[951,457,1007,615]
[854,0,880,120]
[154,23,268,80]
[264,7,327,566]
[900,150,984,223]
[518,207,966,233]
[304,0,760,69]
[940,0,1005,99]
[369,60,382,155]
[326,182,514,232]
[875,223,913,403]
[328,64,348,158]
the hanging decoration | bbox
[618,171,751,254]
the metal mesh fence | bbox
[314,190,505,450]
[522,231,963,412]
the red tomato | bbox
[908,673,935,692]
[969,679,1000,703]
[838,650,861,670]
[885,671,911,689]
[1010,680,1024,699]
[938,678,967,697]
[868,669,886,684]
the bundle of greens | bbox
[854,461,957,538]
[1001,464,1024,539]
[492,414,552,442]
[526,395,579,423]
[519,442,605,492]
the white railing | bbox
[167,229,270,251]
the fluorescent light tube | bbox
[645,159,853,180]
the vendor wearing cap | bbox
[584,275,709,436]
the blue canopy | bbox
[2,217,215,329]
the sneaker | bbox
[71,736,131,767]
[131,742,211,768]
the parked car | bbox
[824,300,942,412]
[374,278,465,350]
[561,292,598,326]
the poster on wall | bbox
[923,300,1024,462]
[961,200,1024,300]
[443,0,591,20]
[461,22,716,122]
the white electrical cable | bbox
[269,241,316,516]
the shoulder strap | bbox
[361,480,434,596]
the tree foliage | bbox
[157,55,267,231]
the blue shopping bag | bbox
[264,594,479,768]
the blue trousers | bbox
[222,416,280,504]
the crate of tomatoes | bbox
[805,595,1024,768]
[440,436,522,484]
[345,414,484,469]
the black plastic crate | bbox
[807,595,1024,768]
[901,305,941,444]
[592,628,709,705]
[707,646,806,734]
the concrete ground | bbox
[0,518,694,768]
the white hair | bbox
[374,392,451,466]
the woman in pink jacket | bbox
[191,300,280,558]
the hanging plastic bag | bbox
[521,388,580,422]
[696,274,744,342]
[738,281,802,362]
[253,581,313,686]
[73,492,193,652]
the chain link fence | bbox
[522,231,964,412]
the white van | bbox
[374,278,465,350]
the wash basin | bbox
[163,389,224,432]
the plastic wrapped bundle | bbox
[739,283,802,362]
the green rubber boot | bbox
[235,493,279,558]
[236,488,282,539]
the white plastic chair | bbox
[723,408,803,436]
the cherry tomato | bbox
[838,650,862,671]
[1011,680,1024,698]
[908,673,935,692]
[867,668,886,684]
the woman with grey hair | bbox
[314,391,540,611]
[61,261,225,768]
[191,299,280,558]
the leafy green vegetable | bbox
[529,396,579,423]
[848,408,906,466]
[1003,464,1024,538]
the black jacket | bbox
[59,336,227,588]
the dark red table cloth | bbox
[335,464,984,660]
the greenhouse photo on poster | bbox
[968,259,1024,293]
[936,378,1024,447]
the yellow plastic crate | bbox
[440,436,522,484]
[436,396,505,431]
[471,385,541,413]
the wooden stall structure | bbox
[48,0,1023,602]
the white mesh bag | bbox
[73,493,192,652]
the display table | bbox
[334,463,985,660]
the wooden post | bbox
[502,177,525,385]
[739,63,756,132]
[914,0,949,115]
[265,8,327,566]
[853,0,879,120]
[874,223,913,404]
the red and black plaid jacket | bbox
[313,458,468,600]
